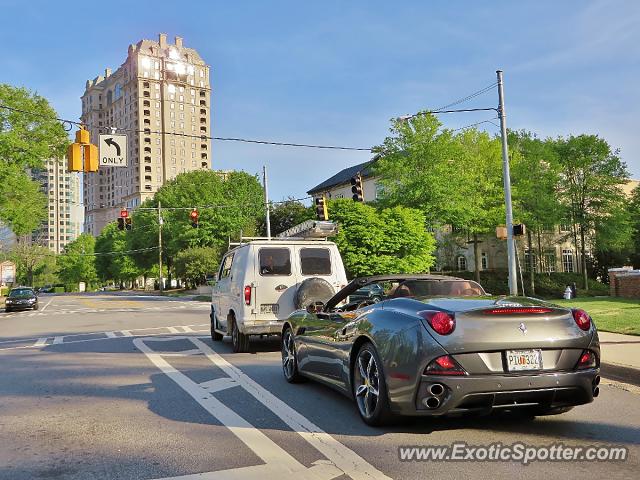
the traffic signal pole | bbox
[263,165,271,240]
[497,70,518,296]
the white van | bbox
[210,239,348,352]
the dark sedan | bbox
[4,287,39,312]
[281,274,600,426]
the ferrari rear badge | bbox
[518,322,527,335]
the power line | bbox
[0,104,371,152]
[432,82,498,112]
[451,117,500,132]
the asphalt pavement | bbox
[1,293,638,480]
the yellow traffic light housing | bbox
[75,129,90,144]
[67,143,83,172]
[315,196,328,221]
[83,143,99,172]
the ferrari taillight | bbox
[244,285,252,306]
[576,350,598,369]
[572,308,591,331]
[419,310,455,335]
[424,355,466,376]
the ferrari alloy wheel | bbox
[281,327,303,383]
[353,342,392,426]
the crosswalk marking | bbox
[53,336,64,344]
[34,338,48,347]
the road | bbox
[1,293,638,480]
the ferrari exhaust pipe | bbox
[593,387,600,398]
[594,375,600,386]
[424,396,441,409]
[429,383,445,396]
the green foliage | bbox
[259,199,314,236]
[57,234,98,287]
[9,243,51,286]
[629,185,640,269]
[0,84,69,236]
[94,222,141,283]
[329,199,436,277]
[174,246,222,288]
[128,170,265,273]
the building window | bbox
[544,250,557,273]
[524,249,537,272]
[562,249,574,273]
[457,255,467,271]
[559,223,571,233]
[481,252,488,271]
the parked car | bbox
[280,274,600,426]
[210,239,348,352]
[349,283,384,303]
[4,287,39,312]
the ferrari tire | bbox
[281,327,304,383]
[230,315,250,353]
[352,342,393,426]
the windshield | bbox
[391,280,485,297]
[9,288,34,297]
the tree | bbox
[259,199,314,236]
[628,185,640,269]
[128,170,265,281]
[510,131,563,293]
[374,114,503,281]
[95,222,141,285]
[57,234,98,289]
[555,135,630,289]
[9,243,51,286]
[0,84,69,235]
[329,199,436,277]
[174,246,222,288]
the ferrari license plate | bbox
[506,349,542,371]
[260,303,279,314]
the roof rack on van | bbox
[227,220,338,250]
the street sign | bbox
[99,134,127,167]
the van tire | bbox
[210,311,223,341]
[230,315,250,353]
[295,278,335,310]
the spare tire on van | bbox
[295,278,335,310]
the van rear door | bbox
[253,246,297,320]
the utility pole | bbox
[158,201,163,293]
[497,70,518,296]
[263,165,271,240]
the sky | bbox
[1,0,639,202]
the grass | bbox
[554,296,640,336]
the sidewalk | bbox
[598,331,640,386]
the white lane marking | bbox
[120,330,133,337]
[167,326,181,333]
[182,325,194,332]
[135,338,327,480]
[34,338,48,347]
[105,331,117,338]
[40,298,54,311]
[199,377,239,393]
[136,336,390,480]
[53,336,64,344]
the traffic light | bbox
[190,208,199,228]
[125,217,132,231]
[117,218,125,230]
[118,209,128,231]
[350,174,363,202]
[68,143,82,172]
[83,143,99,172]
[315,196,328,221]
[513,224,526,237]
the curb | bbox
[601,362,640,387]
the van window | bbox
[300,248,331,275]
[259,248,291,276]
[219,253,234,279]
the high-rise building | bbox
[81,33,212,236]
[31,159,83,253]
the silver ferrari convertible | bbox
[280,274,600,426]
